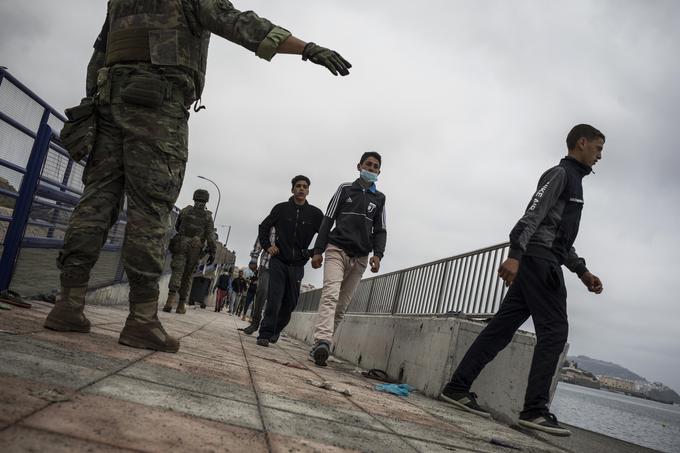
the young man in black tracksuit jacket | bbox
[440,124,605,437]
[256,175,323,346]
[309,152,387,366]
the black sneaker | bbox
[270,333,280,344]
[518,411,571,437]
[256,338,269,347]
[439,389,491,418]
[242,325,257,335]
[310,341,330,367]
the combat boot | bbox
[44,286,90,333]
[119,301,180,353]
[176,299,186,314]
[162,292,177,313]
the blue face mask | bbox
[360,169,378,183]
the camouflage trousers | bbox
[168,240,203,301]
[58,65,189,303]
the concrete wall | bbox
[84,274,172,306]
[284,312,568,424]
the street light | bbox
[197,175,220,222]
[220,224,232,248]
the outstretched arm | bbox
[193,0,350,75]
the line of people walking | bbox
[40,0,607,439]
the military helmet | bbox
[193,189,209,202]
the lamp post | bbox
[197,175,220,222]
[220,224,232,248]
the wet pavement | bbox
[0,299,570,453]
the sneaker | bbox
[270,333,280,344]
[310,341,330,367]
[439,389,491,418]
[518,411,571,437]
[256,338,269,347]
[242,325,257,335]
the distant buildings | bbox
[559,360,679,404]
[560,360,601,389]
[598,375,636,393]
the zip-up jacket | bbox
[232,277,248,294]
[314,179,387,258]
[508,157,591,276]
[215,274,231,291]
[258,197,324,266]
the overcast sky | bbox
[1,0,679,391]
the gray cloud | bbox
[1,0,678,390]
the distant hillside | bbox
[567,355,646,381]
[648,387,680,404]
[567,355,680,403]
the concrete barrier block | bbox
[284,312,566,424]
[385,317,461,397]
[283,312,316,344]
[334,316,395,372]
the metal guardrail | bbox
[0,67,132,294]
[296,242,510,316]
[0,68,234,296]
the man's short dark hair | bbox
[360,151,382,166]
[566,124,605,150]
[291,175,310,188]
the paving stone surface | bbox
[0,299,568,453]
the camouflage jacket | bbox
[175,205,216,253]
[86,0,292,99]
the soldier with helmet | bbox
[163,189,216,314]
[44,0,351,353]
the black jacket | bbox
[314,179,387,258]
[247,274,258,294]
[215,274,231,290]
[232,277,248,294]
[258,197,324,266]
[508,157,591,276]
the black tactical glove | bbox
[207,253,215,265]
[302,42,351,76]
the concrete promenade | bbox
[0,299,647,453]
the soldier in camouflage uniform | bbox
[44,0,352,353]
[163,189,216,314]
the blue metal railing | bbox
[0,68,233,297]
[0,68,131,294]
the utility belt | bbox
[59,64,188,163]
[96,65,188,107]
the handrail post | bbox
[363,279,376,313]
[390,272,405,315]
[434,260,452,314]
[0,114,52,291]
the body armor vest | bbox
[178,206,210,239]
[105,0,210,100]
